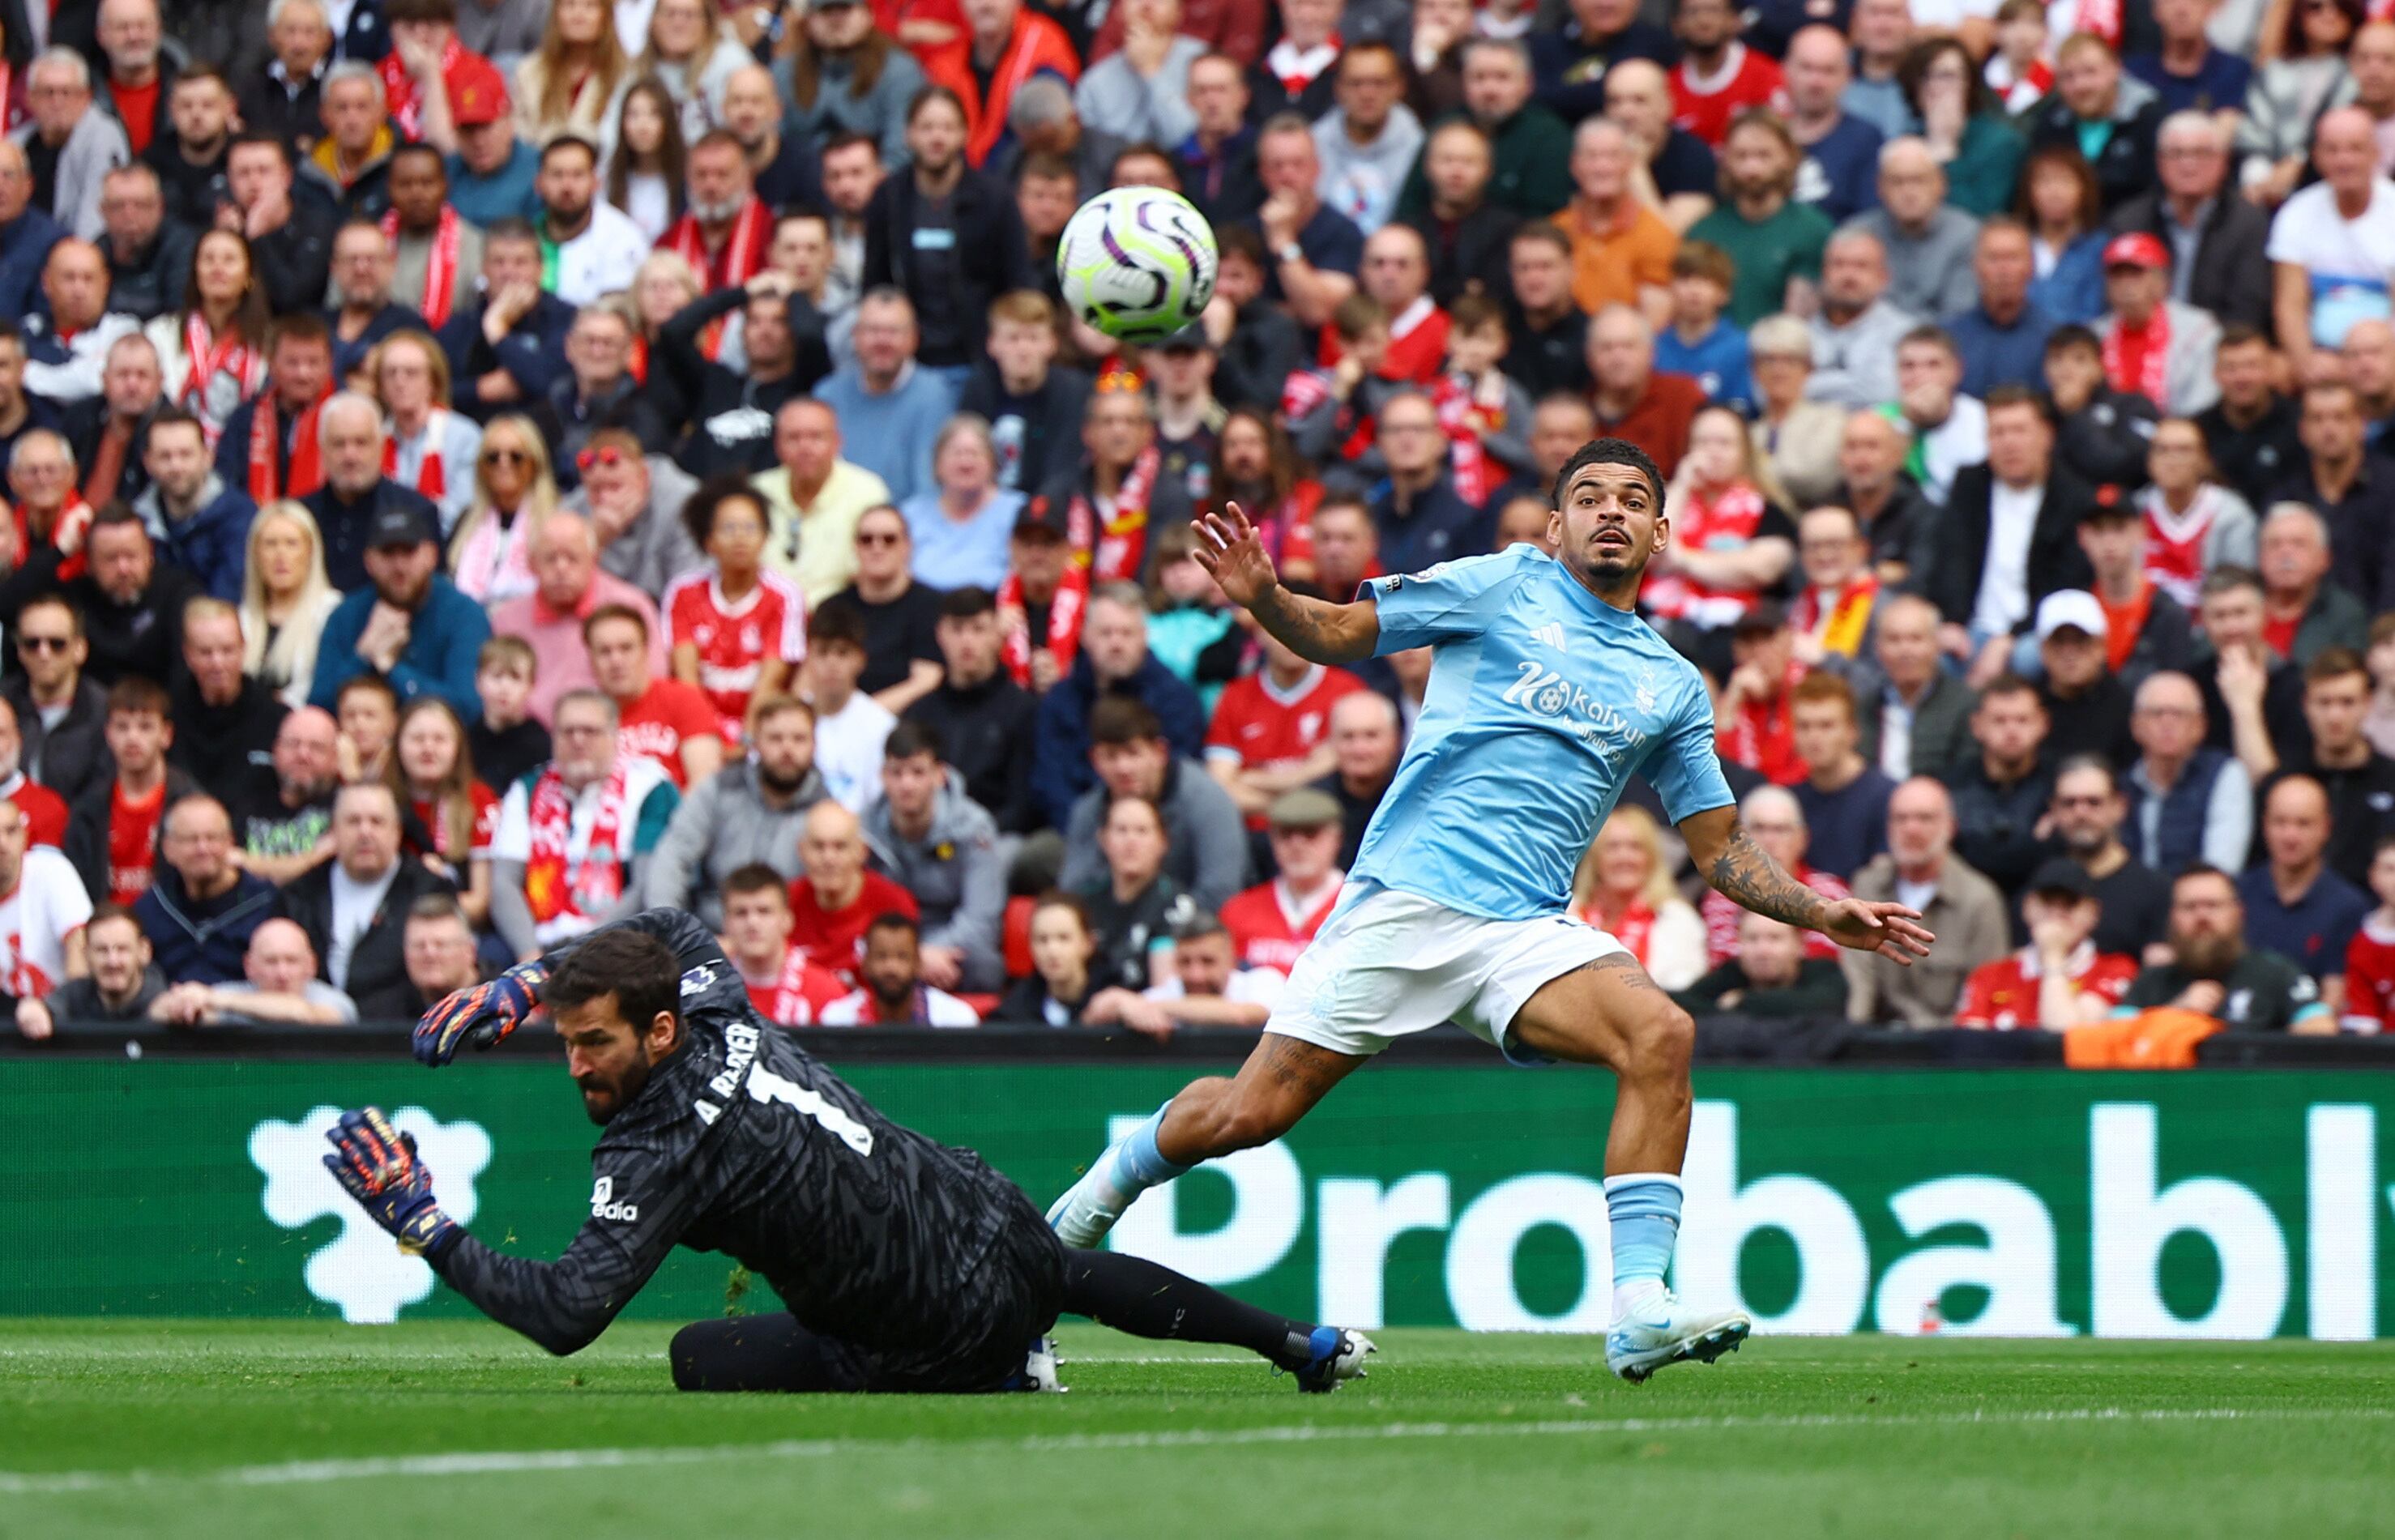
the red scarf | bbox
[1579,897,1657,965]
[2103,305,2171,409]
[523,761,628,928]
[179,313,267,437]
[1428,373,1493,507]
[15,495,92,582]
[662,198,768,359]
[383,409,452,502]
[2072,0,2123,45]
[1641,481,1770,628]
[386,205,463,330]
[248,390,330,501]
[999,565,1088,685]
[378,35,464,142]
[1073,446,1162,583]
[765,944,840,1025]
[627,333,649,385]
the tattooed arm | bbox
[1678,804,1938,965]
[1193,504,1382,665]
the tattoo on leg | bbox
[1578,953,1661,993]
[1256,1034,1347,1096]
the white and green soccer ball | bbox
[1057,188,1219,344]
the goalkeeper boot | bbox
[1002,1335,1065,1393]
[1286,1326,1376,1394]
[1605,1290,1752,1384]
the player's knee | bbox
[669,1320,722,1392]
[1622,996,1697,1079]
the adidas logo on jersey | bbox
[1531,623,1569,653]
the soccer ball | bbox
[1056,188,1219,343]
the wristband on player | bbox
[322,1108,461,1258]
[413,959,550,1067]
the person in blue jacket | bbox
[1029,584,1206,828]
[310,502,490,718]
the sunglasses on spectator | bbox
[576,446,625,471]
[482,448,531,467]
[856,531,904,547]
[17,636,70,653]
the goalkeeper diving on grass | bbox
[1044,438,1939,1382]
[322,908,1373,1394]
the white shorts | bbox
[1266,883,1630,1060]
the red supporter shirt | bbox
[1317,296,1450,386]
[1668,45,1787,147]
[2342,915,2395,1032]
[1219,878,1343,973]
[6,778,66,849]
[106,781,167,906]
[1717,679,1808,787]
[1701,866,1850,964]
[664,570,808,742]
[1205,664,1367,829]
[411,783,500,864]
[745,945,850,1026]
[787,871,921,984]
[616,680,723,788]
[110,78,160,155]
[1954,944,2140,1028]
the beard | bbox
[758,760,809,796]
[693,194,745,224]
[2171,926,2241,979]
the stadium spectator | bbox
[443,62,536,228]
[221,135,336,348]
[813,288,958,506]
[2275,382,2395,618]
[1687,113,1829,331]
[2043,325,2157,493]
[1586,304,1703,480]
[1829,411,1927,584]
[1698,783,1851,966]
[336,675,399,785]
[1896,35,2022,219]
[715,863,845,1026]
[2192,565,2310,781]
[958,292,1090,500]
[787,798,918,984]
[1496,225,1591,403]
[1058,695,1249,911]
[1,602,109,807]
[795,601,896,813]
[2343,838,2395,1031]
[2107,113,2270,334]
[303,65,399,224]
[1001,890,1102,1025]
[1549,118,1675,326]
[67,504,202,689]
[1206,600,1365,829]
[273,780,454,1018]
[309,499,490,717]
[466,635,549,791]
[1953,858,2139,1029]
[584,603,721,790]
[152,915,358,1025]
[300,390,444,596]
[66,332,164,514]
[433,223,573,426]
[2124,669,2252,873]
[132,795,274,987]
[1219,786,1345,973]
[2047,755,2171,960]
[642,695,825,929]
[23,237,140,408]
[902,416,1024,593]
[24,904,164,1030]
[659,480,802,743]
[753,398,886,608]
[904,586,1041,835]
[1031,583,1207,825]
[2117,864,2332,1032]
[234,706,342,883]
[1945,220,2054,400]
[1713,604,1806,786]
[1780,27,1883,227]
[1250,112,1364,328]
[368,330,480,543]
[1790,672,1893,881]
[444,413,554,605]
[243,0,341,157]
[388,697,494,927]
[1568,804,1707,992]
[574,429,701,597]
[1082,791,1200,992]
[1842,775,2009,1026]
[1787,505,1878,668]
[65,676,195,907]
[2279,648,2395,888]
[2134,418,2254,611]
[1086,910,1280,1032]
[382,146,483,331]
[2239,773,2372,1005]
[2259,502,2370,668]
[769,1,924,170]
[0,795,89,1021]
[1246,0,1342,122]
[2269,108,2395,384]
[137,408,254,604]
[397,892,485,1015]
[169,599,285,811]
[17,46,132,241]
[96,164,187,326]
[1671,912,1847,1018]
[489,688,679,959]
[1944,672,2057,902]
[1844,140,1979,322]
[0,143,65,324]
[1308,41,1420,237]
[1922,387,2095,686]
[0,702,67,849]
[3,431,90,595]
[2026,35,2162,212]
[216,319,335,509]
[486,510,664,724]
[2092,234,2219,418]
[2198,326,2304,508]
[860,721,1005,992]
[550,313,668,477]
[2031,590,2135,767]
[819,911,981,1026]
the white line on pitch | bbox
[4,1406,2391,1496]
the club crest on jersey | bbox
[681,965,717,997]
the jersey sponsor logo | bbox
[249,1105,492,1324]
[1531,622,1569,653]
[589,1175,639,1222]
[1501,660,1652,759]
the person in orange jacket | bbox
[923,0,1081,169]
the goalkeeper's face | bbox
[555,994,671,1125]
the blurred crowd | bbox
[2,0,2393,1039]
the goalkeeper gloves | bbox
[322,1107,459,1257]
[414,959,549,1067]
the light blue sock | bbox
[1605,1173,1683,1314]
[1104,1106,1191,1196]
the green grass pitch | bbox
[1,1320,2390,1539]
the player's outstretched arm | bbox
[415,907,737,1066]
[1678,804,1937,966]
[1194,503,1380,665]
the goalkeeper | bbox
[324,908,1370,1394]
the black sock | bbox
[1060,1248,1320,1370]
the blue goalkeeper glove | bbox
[322,1107,459,1256]
[414,960,548,1066]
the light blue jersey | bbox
[1348,546,1735,920]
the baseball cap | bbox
[1266,787,1343,830]
[369,503,438,549]
[451,58,510,129]
[2034,588,2108,642]
[2026,857,2098,902]
[1013,497,1070,542]
[2101,232,2169,271]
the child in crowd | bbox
[1433,296,1535,500]
[958,291,1094,495]
[467,637,552,791]
[1283,293,1393,467]
[1001,892,1104,1027]
[1654,241,1753,413]
[666,480,805,746]
[2342,837,2395,1034]
[335,676,399,785]
[1984,0,2055,114]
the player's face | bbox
[555,994,667,1124]
[1555,462,1663,591]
